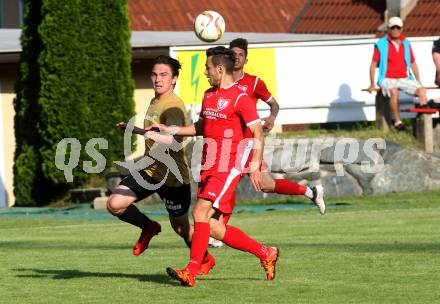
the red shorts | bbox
[197,168,242,214]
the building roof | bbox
[289,0,385,35]
[290,0,440,37]
[403,0,440,37]
[128,0,307,33]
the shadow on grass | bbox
[13,268,261,285]
[0,240,188,251]
[14,268,180,286]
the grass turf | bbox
[1,191,440,303]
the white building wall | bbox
[173,36,440,124]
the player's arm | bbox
[145,119,202,141]
[433,49,440,86]
[255,78,278,131]
[236,93,264,191]
[411,61,421,83]
[262,97,279,131]
[247,122,264,192]
[143,123,196,144]
[433,51,440,73]
[144,107,203,144]
[115,122,147,135]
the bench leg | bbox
[433,119,440,152]
[416,113,433,153]
[375,90,391,131]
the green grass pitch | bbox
[1,191,440,303]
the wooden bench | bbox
[401,107,439,152]
[371,86,440,152]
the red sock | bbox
[187,222,210,275]
[274,179,307,195]
[222,225,268,259]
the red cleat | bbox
[132,220,161,256]
[197,253,216,276]
[260,247,280,281]
[166,267,196,287]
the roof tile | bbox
[128,0,307,33]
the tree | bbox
[14,0,134,206]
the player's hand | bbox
[367,85,378,93]
[145,122,167,133]
[115,121,127,130]
[262,115,276,132]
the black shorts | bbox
[119,170,191,217]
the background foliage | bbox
[14,0,134,206]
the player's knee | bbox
[106,196,124,216]
[261,185,273,193]
[417,87,426,96]
[260,178,275,193]
[192,205,209,221]
[171,222,187,238]
[390,89,399,97]
[208,221,222,239]
[209,226,219,238]
[172,224,184,236]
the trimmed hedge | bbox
[14,0,134,206]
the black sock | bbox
[117,204,151,229]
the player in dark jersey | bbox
[108,55,215,275]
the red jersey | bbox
[373,34,415,79]
[236,72,272,104]
[199,83,260,173]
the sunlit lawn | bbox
[1,190,440,303]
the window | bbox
[0,0,3,28]
[19,0,24,26]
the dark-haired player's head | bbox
[152,55,181,77]
[229,38,248,71]
[205,46,235,86]
[229,38,248,56]
[206,46,235,73]
[151,55,181,96]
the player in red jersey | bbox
[230,38,325,213]
[208,39,325,248]
[151,46,279,287]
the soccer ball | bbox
[194,11,225,43]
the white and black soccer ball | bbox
[194,10,225,43]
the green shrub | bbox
[14,0,134,206]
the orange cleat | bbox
[166,267,196,287]
[132,220,161,256]
[260,247,280,281]
[197,253,216,276]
